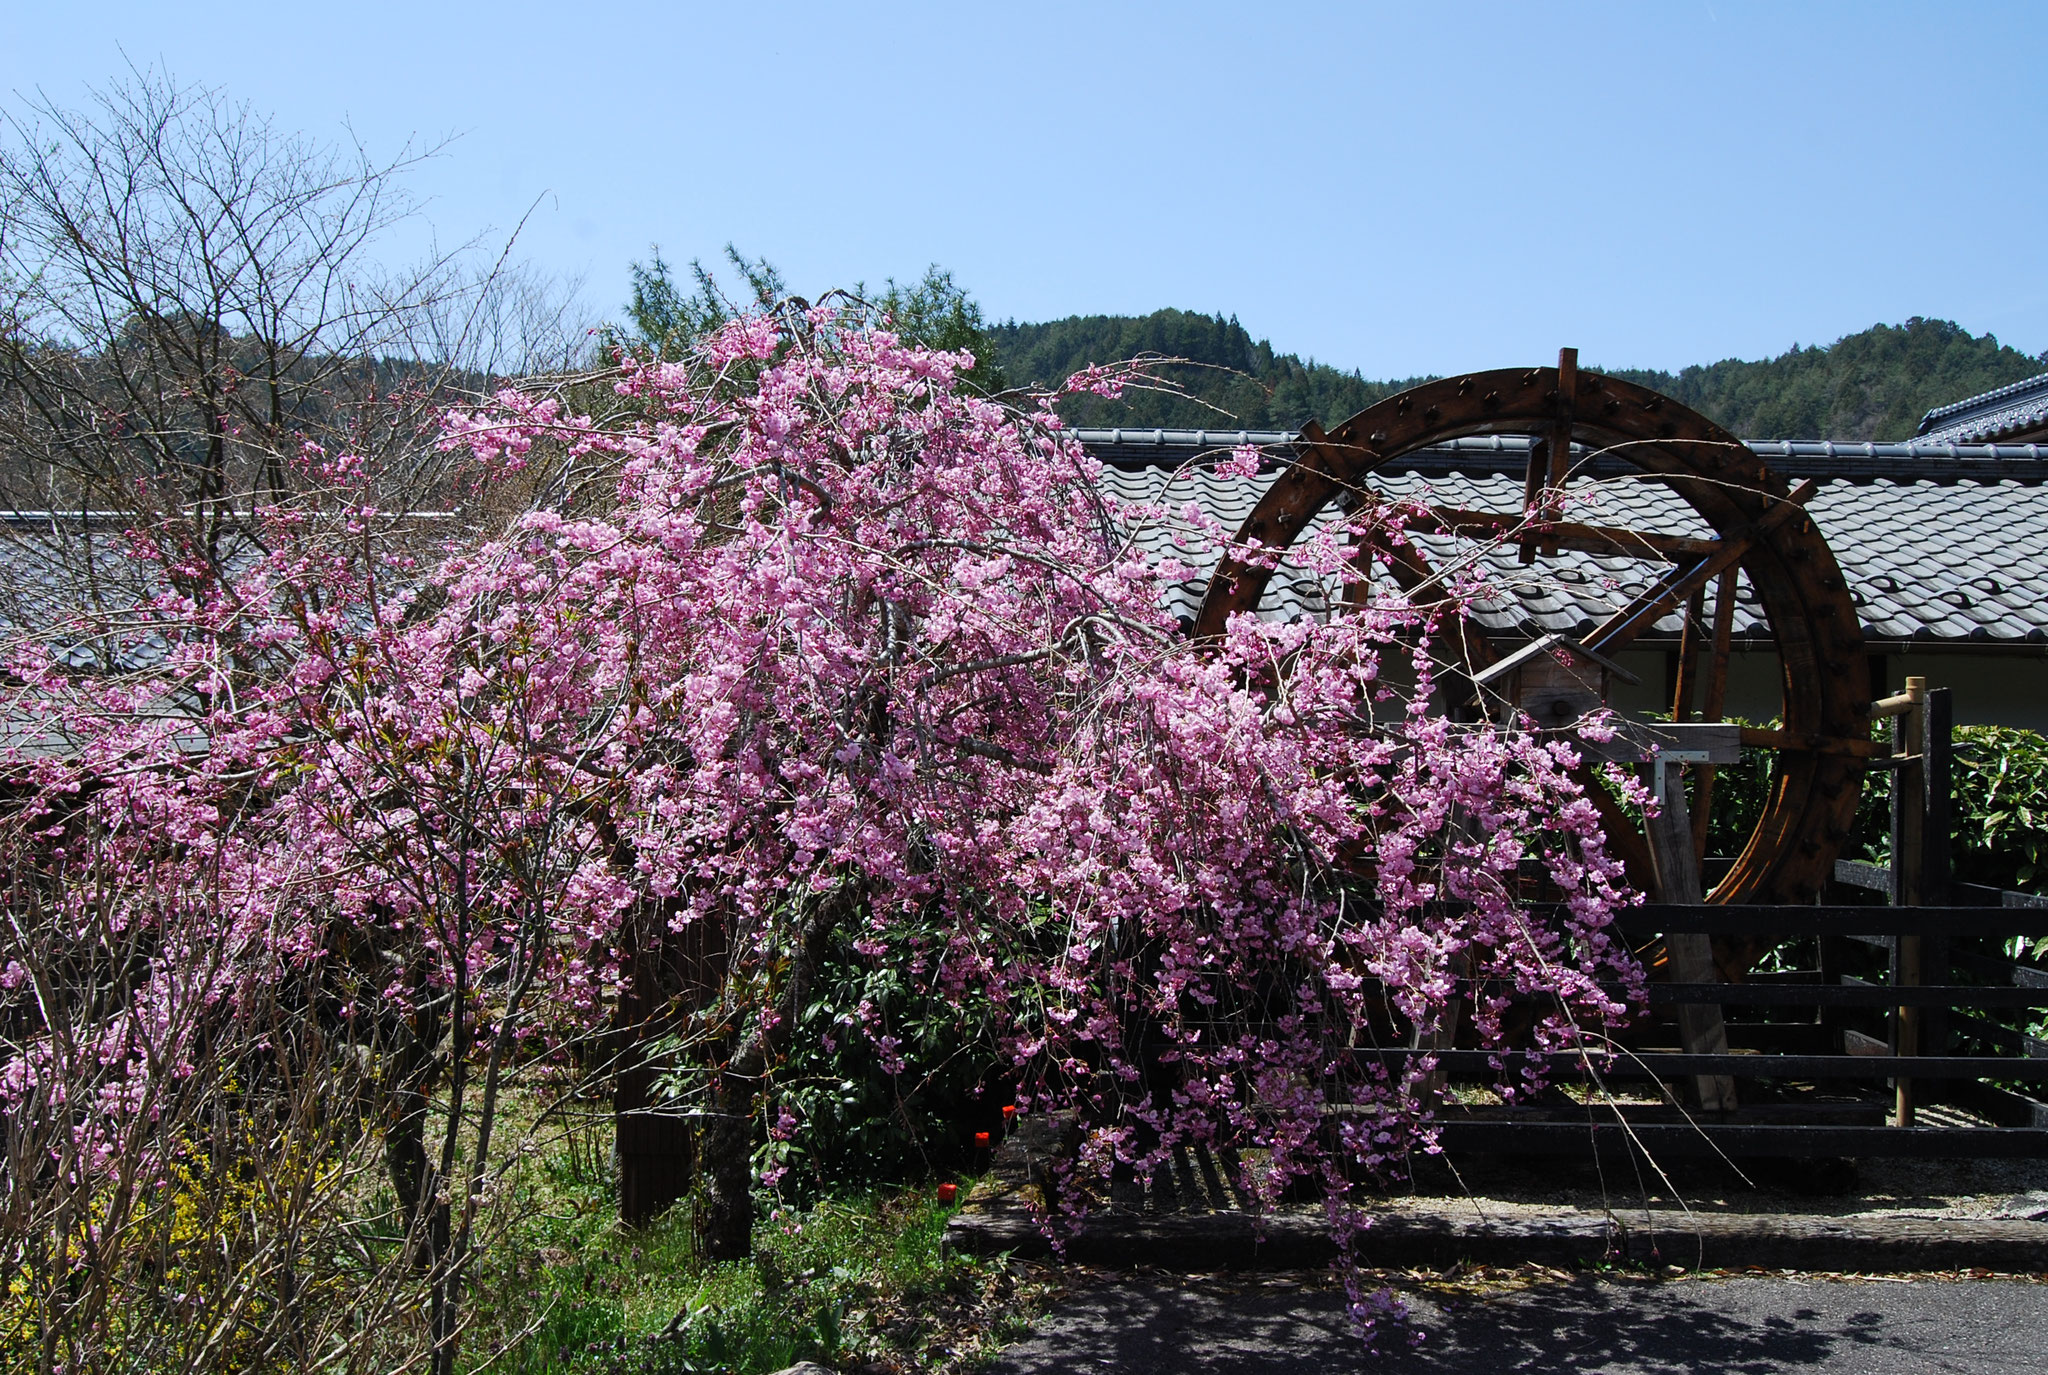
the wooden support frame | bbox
[1546,349,1575,557]
[1518,347,1578,564]
[1642,757,1737,1111]
[1888,680,1953,1126]
[1671,588,1707,722]
[1690,568,1738,863]
[1354,1047,2048,1081]
[1333,887,2048,1159]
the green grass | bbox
[466,1144,1046,1375]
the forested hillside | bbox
[1611,318,2045,441]
[987,311,2047,441]
[985,310,1428,431]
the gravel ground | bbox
[1389,1149,2048,1222]
[988,1269,2048,1373]
[969,1127,2048,1370]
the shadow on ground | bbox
[990,1274,2047,1373]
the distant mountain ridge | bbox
[985,309,1425,432]
[985,312,2047,442]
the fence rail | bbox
[1434,1123,2048,1158]
[1612,904,2048,936]
[1378,1050,2048,1081]
[1424,681,2048,1159]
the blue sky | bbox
[5,2,2042,378]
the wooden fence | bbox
[1416,683,2048,1159]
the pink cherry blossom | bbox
[2,304,1643,1327]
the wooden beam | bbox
[1738,725,1892,760]
[1352,525,1501,708]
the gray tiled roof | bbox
[8,443,2046,656]
[1087,436,2048,647]
[0,514,166,667]
[0,510,456,675]
[1916,372,2048,444]
[1078,430,2048,475]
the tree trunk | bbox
[695,1082,758,1261]
[614,894,725,1225]
[386,1083,431,1244]
[384,991,445,1265]
[696,1007,776,1260]
[692,904,838,1259]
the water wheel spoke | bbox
[1420,506,1720,561]
[1583,479,1819,658]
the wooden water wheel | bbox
[1192,351,1880,908]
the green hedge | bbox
[1691,722,2048,901]
[1837,725,2048,901]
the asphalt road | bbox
[989,1273,2048,1373]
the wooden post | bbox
[1920,685,1953,902]
[1645,758,1737,1112]
[1921,688,1954,1079]
[1413,951,1470,1112]
[1520,348,1577,563]
[1890,676,1926,1127]
[1671,588,1706,723]
[1519,437,1547,567]
[1543,348,1576,558]
[1689,569,1739,864]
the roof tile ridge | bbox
[1917,369,2048,432]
